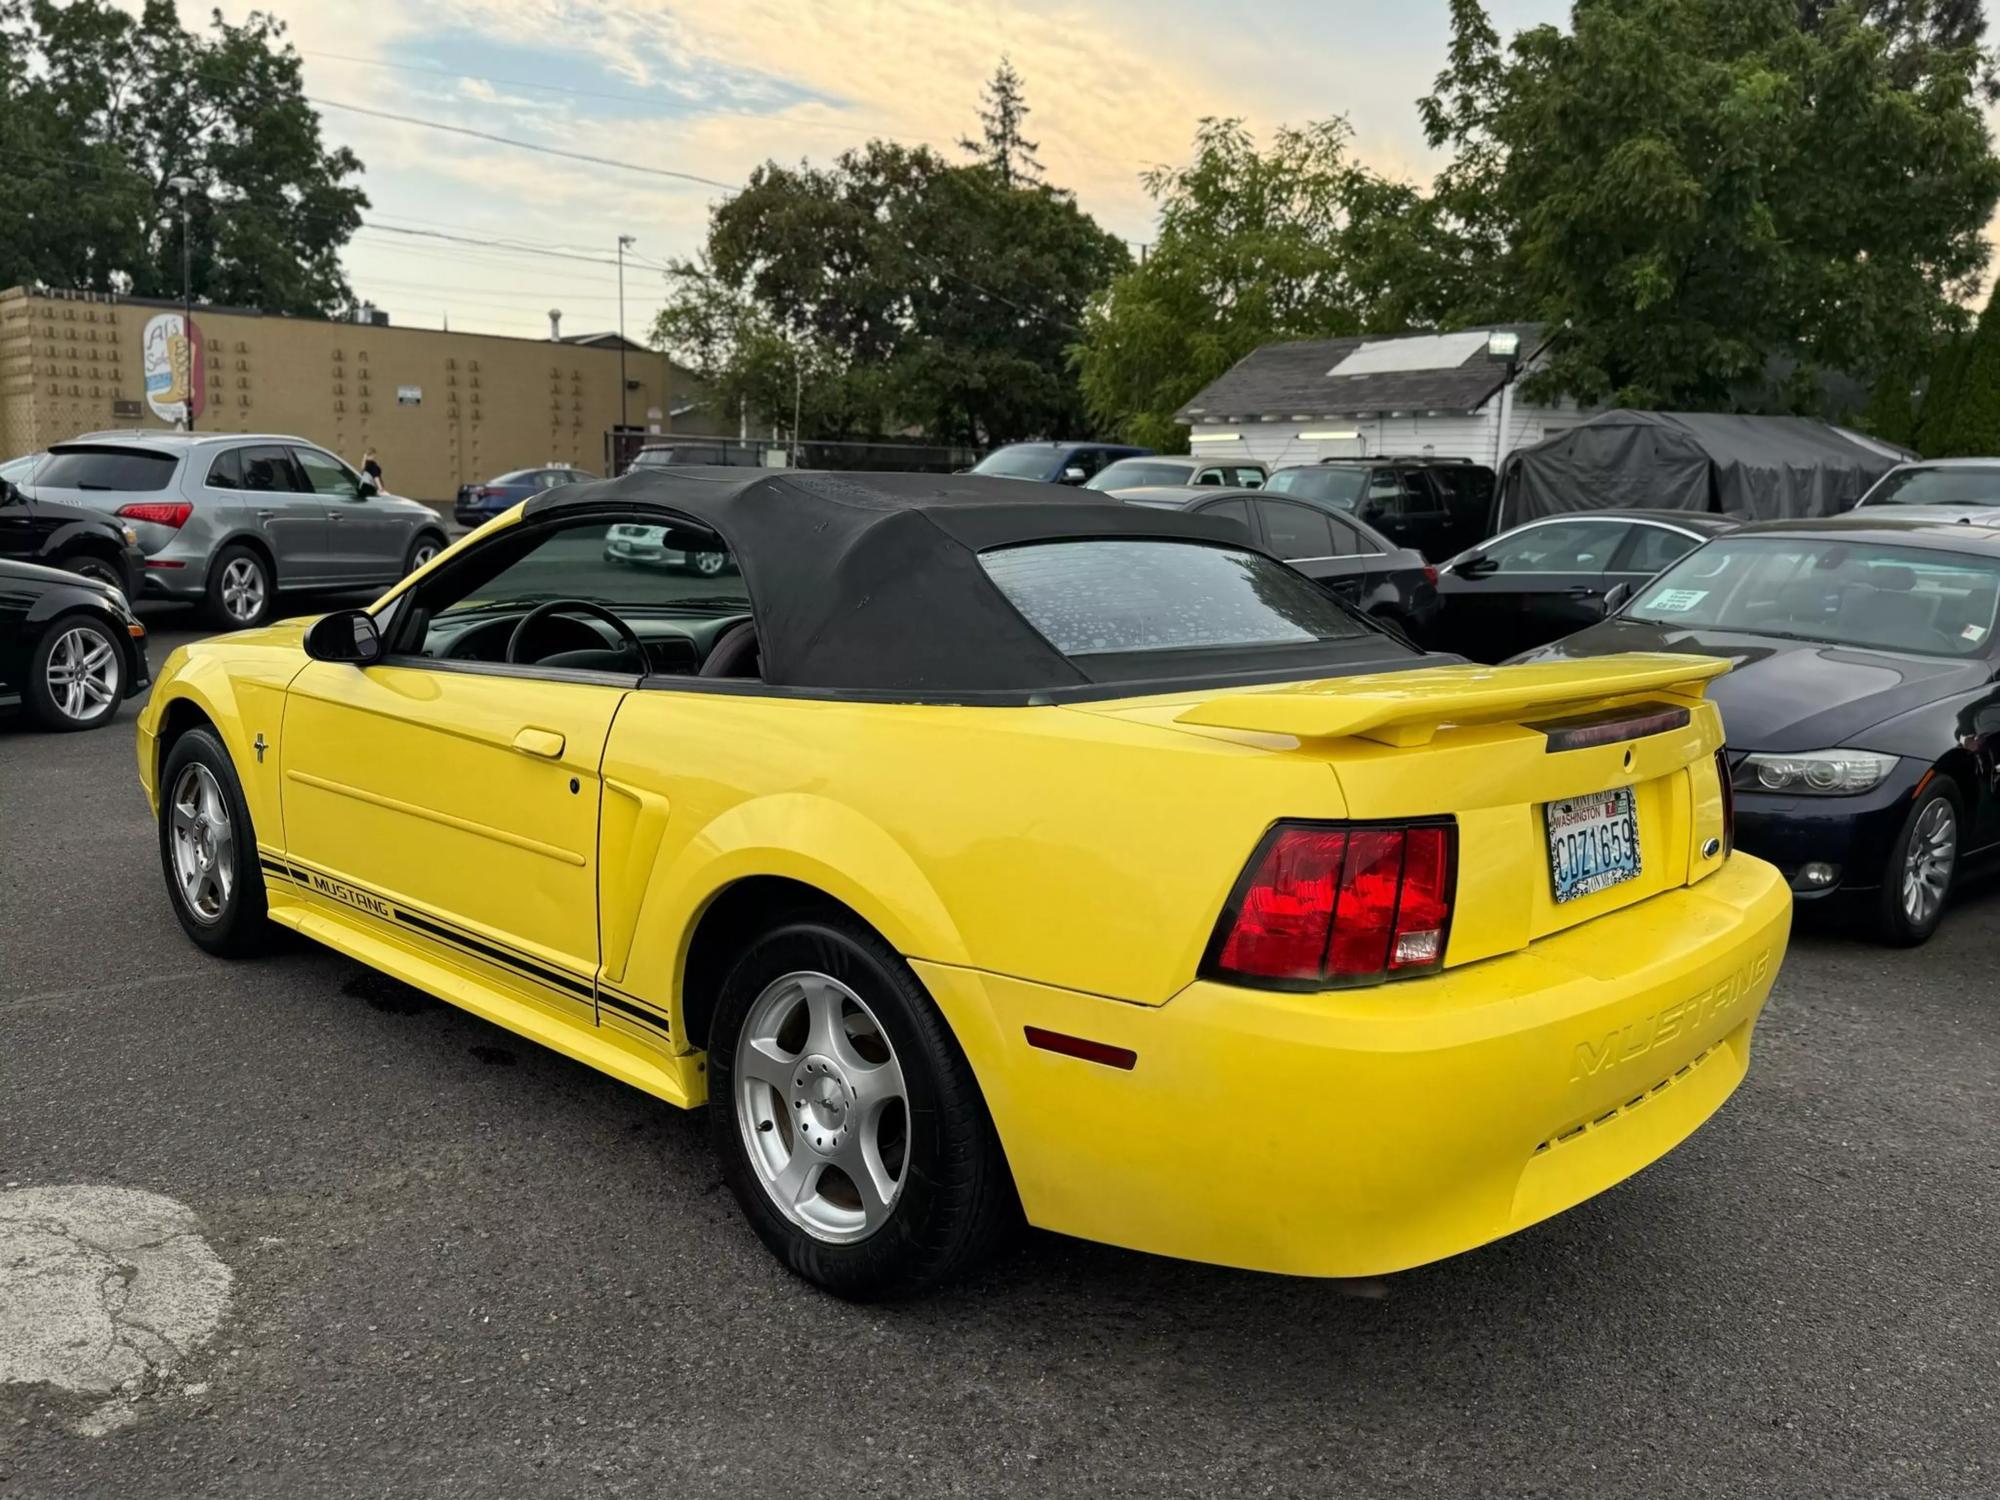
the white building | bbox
[1174,324,1594,472]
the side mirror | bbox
[1602,580,1634,613]
[0,480,19,507]
[357,477,379,499]
[304,608,384,665]
[1061,466,1088,484]
[1457,551,1498,579]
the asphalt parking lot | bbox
[3,604,1997,1499]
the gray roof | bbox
[1175,324,1546,424]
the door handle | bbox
[326,510,344,522]
[256,508,276,521]
[512,727,565,758]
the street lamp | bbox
[166,175,199,431]
[616,234,637,443]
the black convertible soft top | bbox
[522,467,1354,696]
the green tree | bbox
[959,57,1044,189]
[1423,0,2000,411]
[1070,117,1465,451]
[652,142,1124,445]
[1935,281,2000,454]
[0,0,367,315]
[1860,364,1920,447]
[1913,332,1971,451]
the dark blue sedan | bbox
[453,465,597,527]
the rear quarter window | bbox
[36,447,177,492]
[980,540,1369,656]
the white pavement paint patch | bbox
[0,1185,232,1431]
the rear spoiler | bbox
[1174,654,1731,748]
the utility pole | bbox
[791,346,803,467]
[616,234,637,456]
[167,176,198,430]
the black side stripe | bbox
[264,853,671,1034]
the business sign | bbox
[397,385,422,406]
[141,313,205,424]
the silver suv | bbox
[25,431,448,628]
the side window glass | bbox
[1234,467,1265,489]
[1197,497,1255,539]
[294,448,362,499]
[1616,526,1701,575]
[1256,499,1338,559]
[1400,470,1445,513]
[242,446,303,493]
[206,448,244,490]
[1195,469,1225,486]
[1364,472,1404,515]
[1486,521,1632,574]
[1327,516,1373,556]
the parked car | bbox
[626,442,767,473]
[25,433,449,629]
[1265,457,1496,560]
[1427,511,1741,662]
[1,556,149,731]
[968,441,1152,485]
[140,467,1786,1296]
[0,476,147,597]
[1107,484,1438,638]
[454,466,597,527]
[1085,455,1265,491]
[1513,514,2000,944]
[0,451,46,485]
[1852,458,2000,520]
[603,522,733,577]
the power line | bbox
[305,97,738,191]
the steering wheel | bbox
[505,599,646,667]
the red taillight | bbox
[1423,564,1439,586]
[477,486,503,499]
[1207,821,1457,988]
[117,500,192,528]
[1716,748,1735,857]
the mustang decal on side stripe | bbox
[256,854,672,1036]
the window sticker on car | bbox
[1964,623,1989,642]
[1645,587,1708,613]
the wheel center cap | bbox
[792,1054,854,1151]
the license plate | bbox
[1545,786,1641,904]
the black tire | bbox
[403,531,445,577]
[1872,777,1962,947]
[707,913,1015,1299]
[205,543,274,629]
[60,551,125,591]
[24,611,125,732]
[689,550,730,578]
[157,726,270,956]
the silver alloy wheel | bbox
[734,970,909,1244]
[1902,797,1956,926]
[220,556,267,622]
[167,764,235,924]
[44,625,120,722]
[408,540,439,572]
[693,551,727,577]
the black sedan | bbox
[1108,485,1439,638]
[0,476,145,596]
[1425,509,1740,662]
[1,556,150,732]
[1513,515,2000,945]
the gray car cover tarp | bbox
[1500,410,1909,525]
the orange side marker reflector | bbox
[1024,1026,1137,1071]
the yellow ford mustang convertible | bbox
[139,470,1790,1296]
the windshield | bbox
[980,540,1371,656]
[971,445,1060,479]
[1265,467,1366,509]
[1085,460,1192,490]
[1626,536,2000,657]
[1862,466,2000,508]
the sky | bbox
[186,0,1569,341]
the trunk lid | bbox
[1075,654,1737,968]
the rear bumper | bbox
[918,853,1791,1278]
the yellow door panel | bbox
[279,661,626,995]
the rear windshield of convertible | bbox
[980,539,1370,656]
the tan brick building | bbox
[0,286,710,500]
